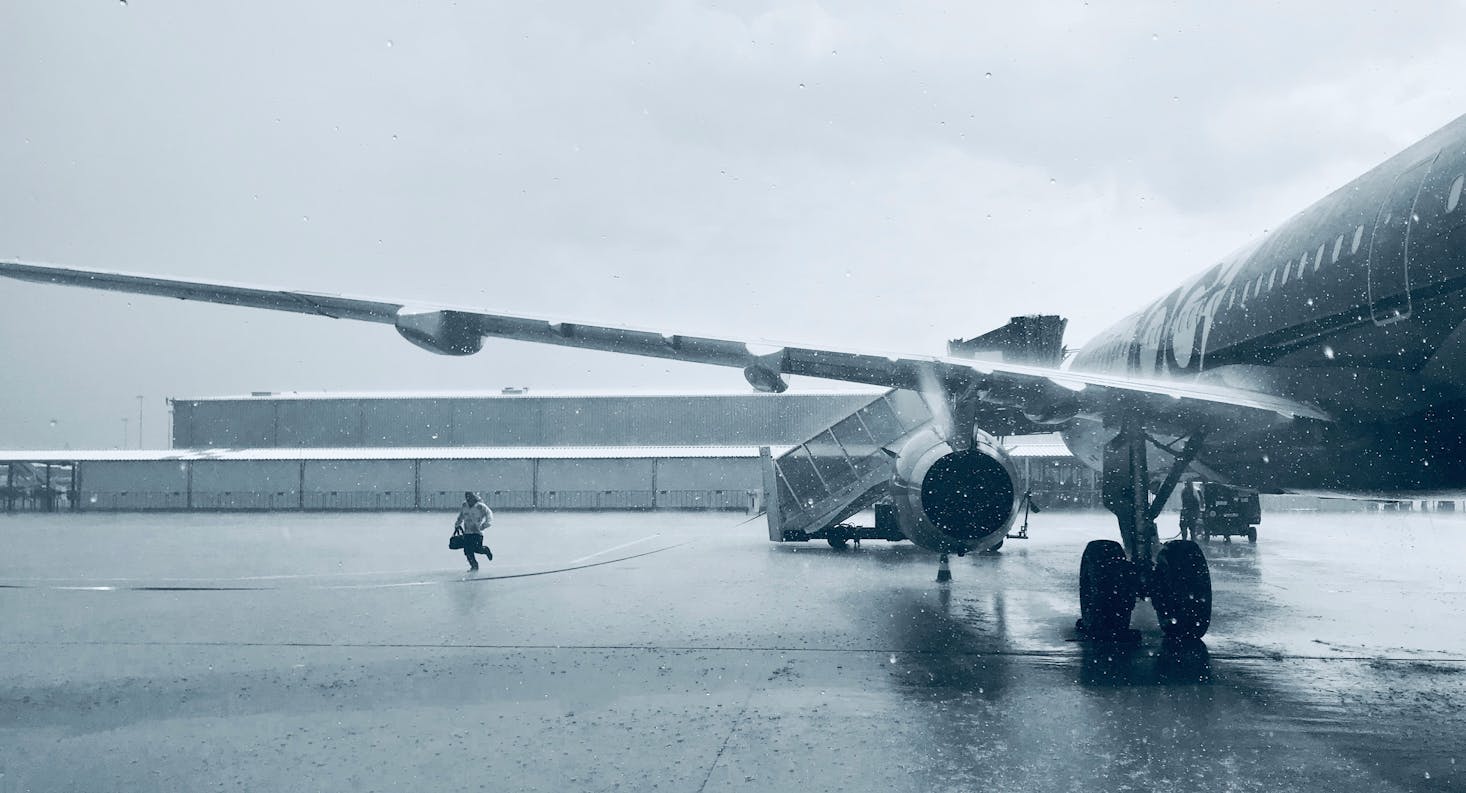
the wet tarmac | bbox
[2,508,1464,792]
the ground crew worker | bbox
[1180,482,1199,541]
[454,491,494,571]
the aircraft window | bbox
[1267,269,1277,291]
[1315,243,1326,271]
[1449,175,1464,213]
[1227,289,1236,309]
[1281,261,1291,285]
[1333,234,1344,262]
[1351,224,1364,254]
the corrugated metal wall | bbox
[536,458,655,509]
[174,394,875,449]
[173,400,278,447]
[78,461,189,510]
[363,400,454,447]
[279,402,364,447]
[301,460,416,509]
[191,459,300,510]
[72,455,764,511]
[418,459,535,510]
[655,457,761,509]
[451,399,541,446]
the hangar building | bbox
[169,390,875,449]
[2,389,1097,513]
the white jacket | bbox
[456,501,492,534]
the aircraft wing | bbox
[0,260,1329,427]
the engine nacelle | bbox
[890,428,1020,554]
[394,309,484,356]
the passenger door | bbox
[1368,151,1439,325]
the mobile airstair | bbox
[761,315,1066,547]
[762,389,933,546]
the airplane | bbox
[8,110,1466,642]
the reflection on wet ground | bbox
[1,509,1464,791]
[1077,638,1212,687]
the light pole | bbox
[121,417,128,450]
[137,395,145,449]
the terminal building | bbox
[1,389,1098,513]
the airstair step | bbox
[763,389,933,542]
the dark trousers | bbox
[461,533,492,567]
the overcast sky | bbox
[4,2,1466,449]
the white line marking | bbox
[0,542,687,592]
[569,534,662,565]
[1,569,439,585]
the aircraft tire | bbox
[1246,527,1257,544]
[1152,540,1211,640]
[1078,540,1136,638]
[827,537,849,549]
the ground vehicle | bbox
[1183,483,1260,543]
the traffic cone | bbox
[936,554,952,583]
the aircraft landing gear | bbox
[1077,539,1138,640]
[1078,416,1212,640]
[1151,539,1211,639]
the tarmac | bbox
[2,508,1465,792]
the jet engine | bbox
[394,309,484,356]
[889,428,1020,554]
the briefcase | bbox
[448,534,468,550]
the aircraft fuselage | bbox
[1064,113,1466,497]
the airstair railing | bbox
[765,389,933,541]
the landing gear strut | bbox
[1077,416,1212,640]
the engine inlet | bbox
[919,449,1016,539]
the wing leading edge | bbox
[0,260,1329,427]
